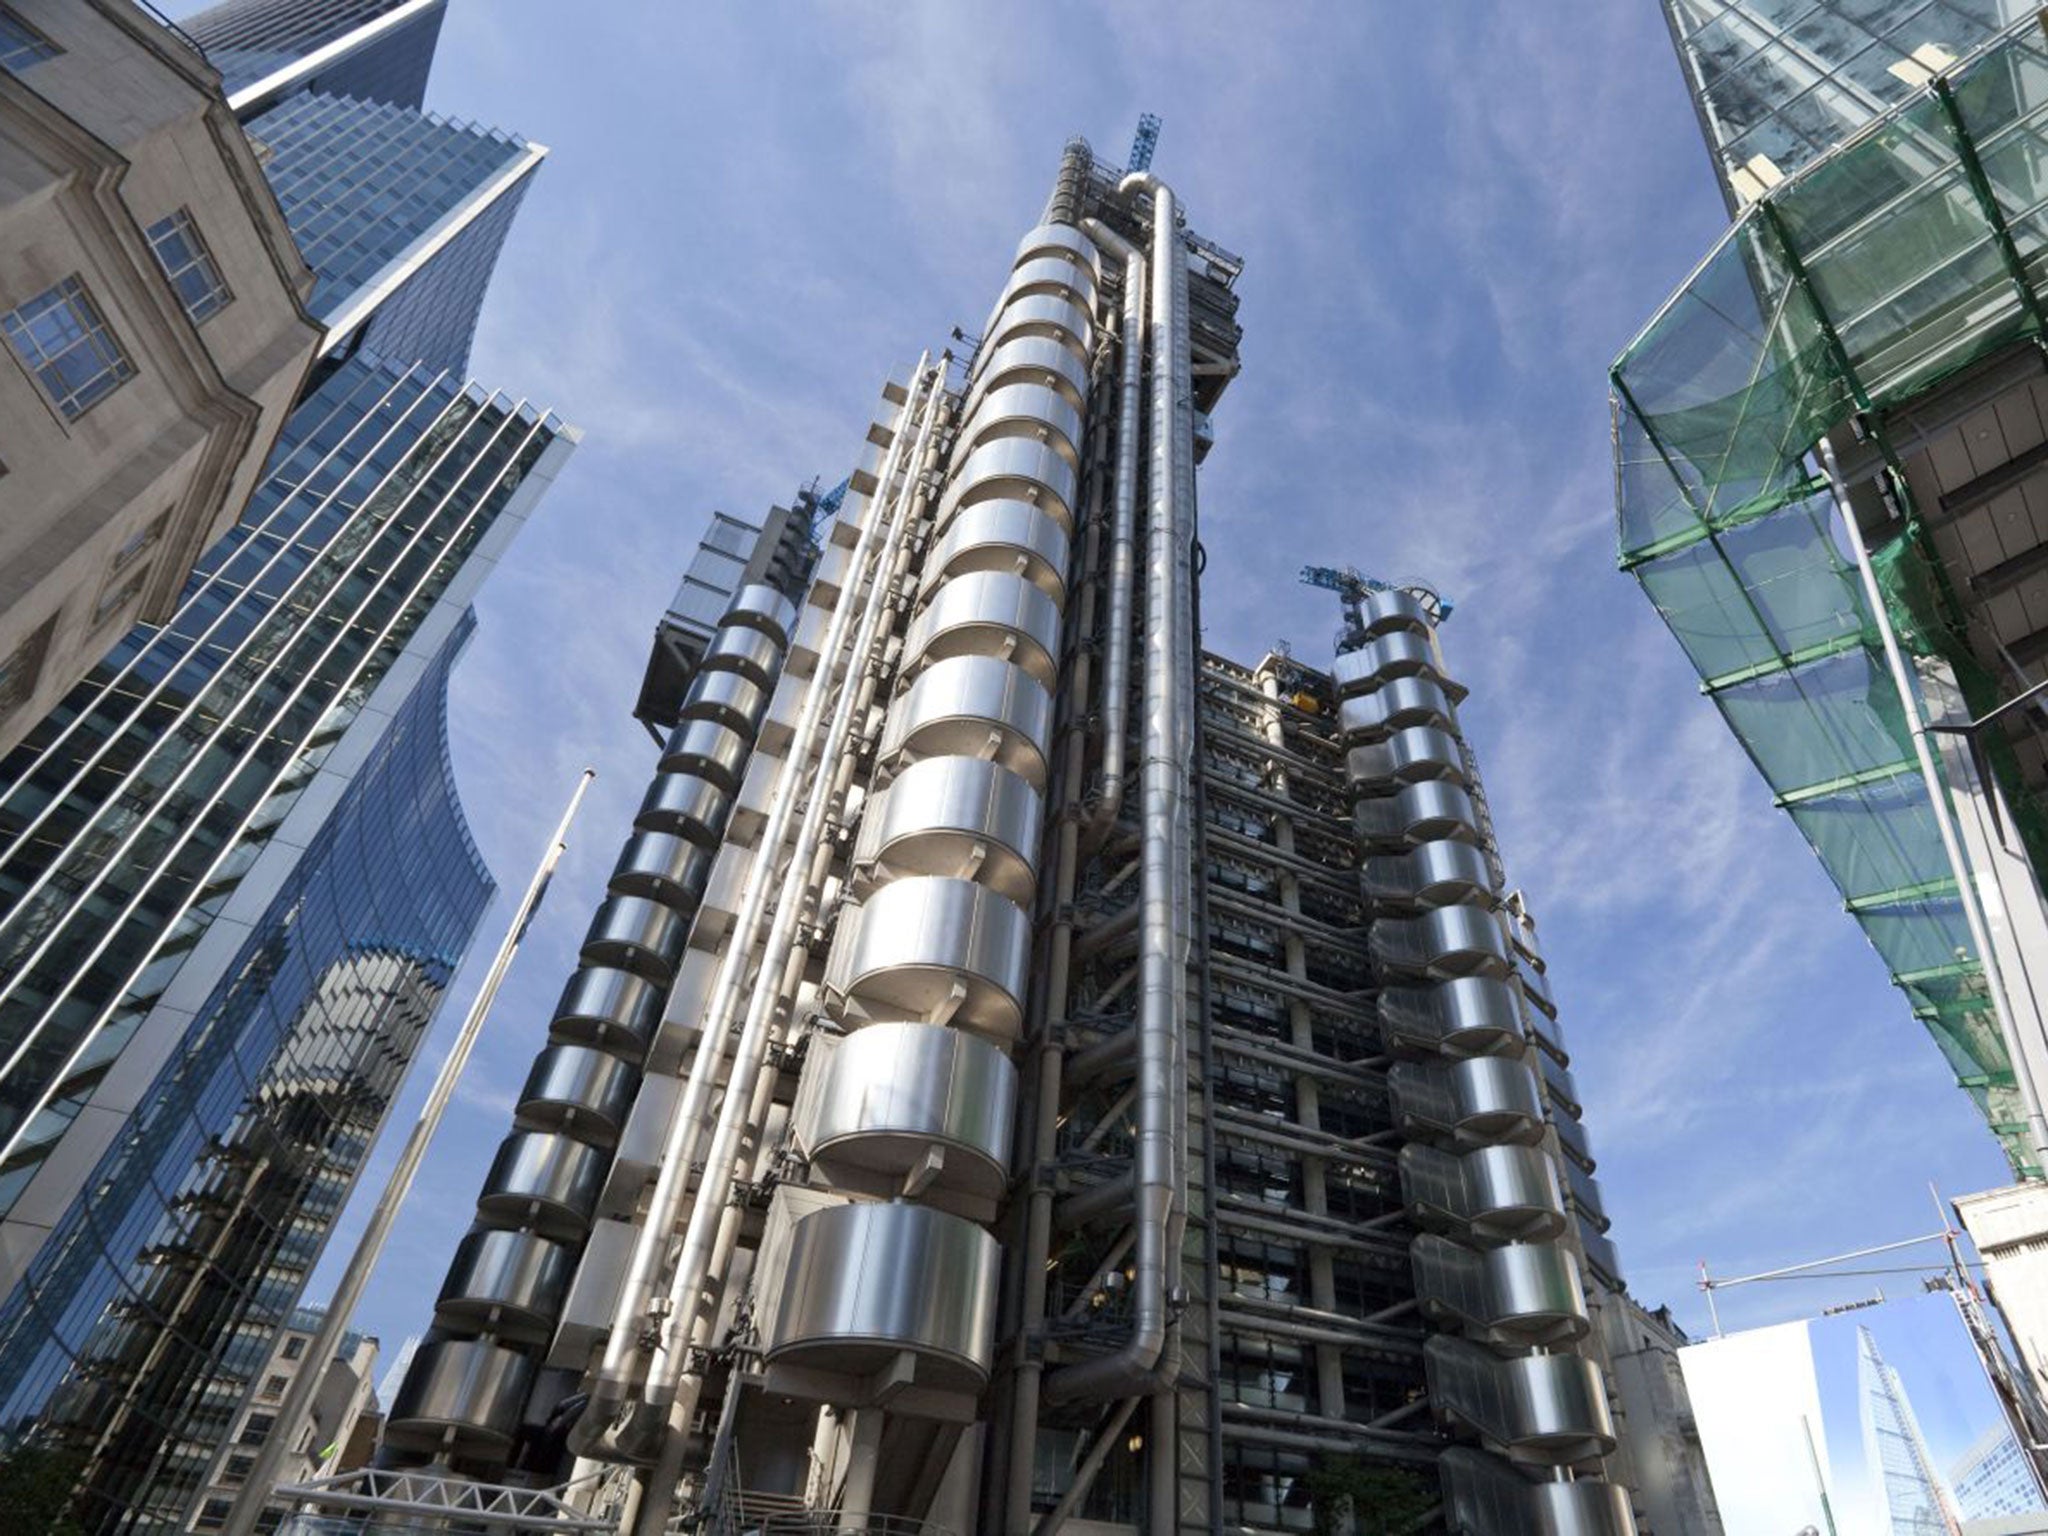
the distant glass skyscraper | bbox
[1951,1422,2048,1518]
[1857,1327,1962,1535]
[186,0,448,115]
[0,4,574,1529]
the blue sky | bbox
[299,4,2022,1369]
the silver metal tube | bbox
[572,358,934,1456]
[225,767,596,1536]
[1081,219,1144,839]
[636,382,947,1430]
[1823,437,2048,1168]
[1048,174,1189,1405]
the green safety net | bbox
[1613,20,2048,1176]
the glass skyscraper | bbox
[0,3,575,1529]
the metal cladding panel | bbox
[476,1130,607,1238]
[937,436,1080,536]
[1389,1056,1545,1147]
[924,498,1072,611]
[1440,1447,1638,1535]
[1330,629,1463,700]
[1003,253,1098,311]
[1369,905,1510,979]
[1380,975,1526,1059]
[550,965,664,1055]
[1400,1142,1568,1246]
[1361,588,1433,637]
[801,1022,1018,1202]
[1410,1234,1588,1348]
[1519,957,1559,1020]
[860,756,1044,907]
[660,717,751,793]
[1337,675,1456,739]
[1013,221,1097,271]
[1424,1336,1616,1466]
[879,655,1054,790]
[826,876,1032,1041]
[1348,725,1469,791]
[764,1201,1000,1395]
[385,1339,535,1452]
[1356,780,1481,847]
[699,624,783,689]
[722,582,799,648]
[902,569,1063,689]
[515,1043,641,1144]
[609,828,714,909]
[580,894,688,983]
[962,337,1089,419]
[436,1228,576,1342]
[634,772,731,847]
[982,293,1094,366]
[681,668,769,736]
[957,381,1085,469]
[1362,839,1494,907]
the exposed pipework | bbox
[1080,217,1144,840]
[1047,173,1193,1407]
[570,358,940,1462]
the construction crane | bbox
[1127,112,1161,174]
[1300,564,1453,653]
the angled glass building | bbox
[187,0,448,116]
[1617,3,2048,1175]
[0,3,576,1529]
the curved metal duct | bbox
[1355,780,1482,847]
[981,292,1093,363]
[1410,1234,1590,1349]
[763,1201,1001,1397]
[824,875,1033,1040]
[697,624,782,689]
[1388,1056,1546,1146]
[1438,1447,1637,1534]
[515,1042,642,1145]
[1379,976,1527,1059]
[854,755,1044,907]
[658,717,751,793]
[961,336,1088,420]
[923,498,1072,611]
[382,1339,536,1454]
[476,1130,609,1238]
[580,893,688,983]
[956,381,1085,470]
[720,582,799,648]
[1423,1336,1617,1466]
[435,1228,578,1343]
[1345,725,1469,789]
[1399,1142,1569,1246]
[1331,629,1464,700]
[1360,587,1434,638]
[901,569,1063,689]
[548,965,666,1056]
[634,771,730,848]
[1337,675,1456,739]
[1002,254,1098,312]
[678,669,769,736]
[877,654,1054,790]
[1361,839,1495,908]
[936,436,1079,536]
[1011,220,1098,272]
[608,828,714,909]
[799,1022,1018,1204]
[1369,905,1511,979]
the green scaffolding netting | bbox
[1613,21,2048,1176]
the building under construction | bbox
[341,137,1715,1535]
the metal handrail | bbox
[131,0,208,60]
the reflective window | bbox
[146,210,234,323]
[2,276,134,419]
[0,6,57,72]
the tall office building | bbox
[0,3,575,1530]
[1857,1326,1962,1534]
[346,141,1708,1536]
[1615,5,2048,1174]
[1951,1422,2048,1519]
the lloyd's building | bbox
[0,2,573,1530]
[354,137,1720,1536]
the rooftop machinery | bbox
[306,133,1689,1536]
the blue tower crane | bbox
[1127,113,1161,174]
[1300,564,1453,653]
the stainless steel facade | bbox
[372,140,1692,1536]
